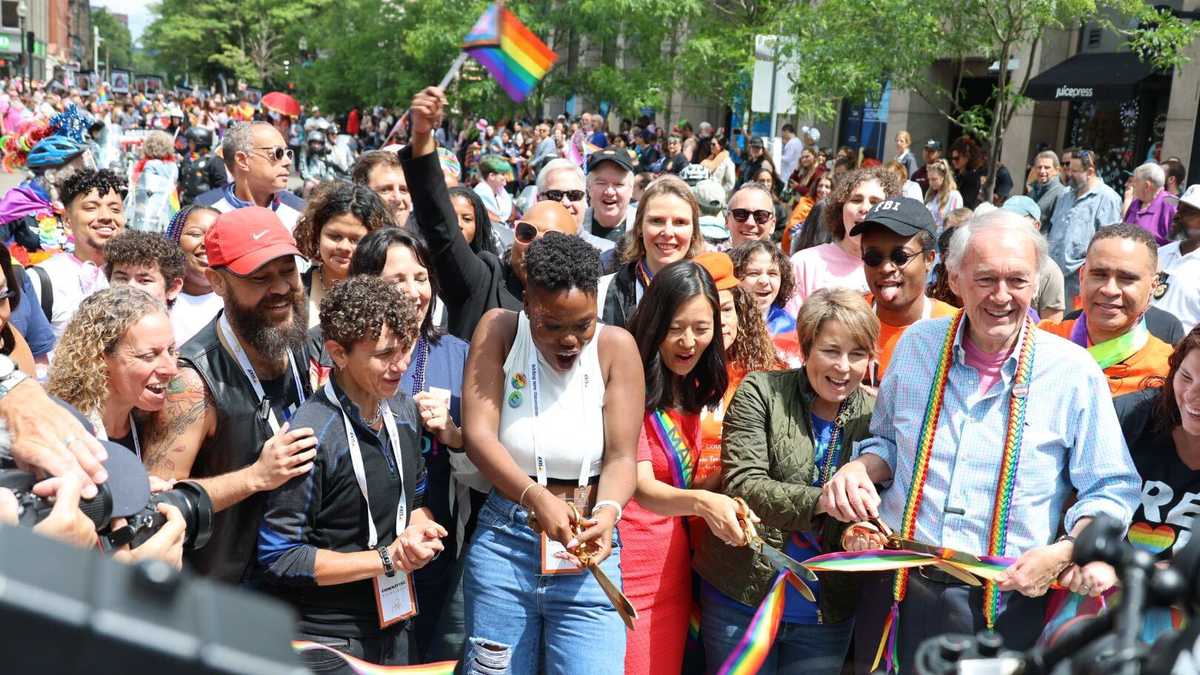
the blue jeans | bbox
[463,490,625,675]
[701,590,852,675]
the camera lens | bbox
[152,481,214,550]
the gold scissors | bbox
[733,498,818,601]
[845,518,983,586]
[566,503,639,630]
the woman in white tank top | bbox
[461,227,644,675]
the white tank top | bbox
[499,312,606,482]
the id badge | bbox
[540,532,584,575]
[373,572,418,628]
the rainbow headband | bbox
[878,311,1037,672]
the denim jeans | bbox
[463,490,625,675]
[701,590,852,675]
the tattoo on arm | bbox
[143,369,212,478]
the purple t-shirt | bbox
[1124,191,1178,246]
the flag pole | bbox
[386,51,470,146]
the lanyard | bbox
[324,381,407,548]
[92,412,141,459]
[528,334,593,489]
[218,313,305,433]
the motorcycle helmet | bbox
[185,126,214,150]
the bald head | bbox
[523,200,578,236]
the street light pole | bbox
[93,26,102,78]
[17,0,27,85]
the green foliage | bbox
[91,8,134,71]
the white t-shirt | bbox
[1154,241,1200,333]
[171,292,224,345]
[31,252,109,341]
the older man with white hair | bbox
[821,209,1139,672]
[533,158,616,255]
[1124,161,1177,245]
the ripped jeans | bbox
[462,490,625,675]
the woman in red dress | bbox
[621,258,748,674]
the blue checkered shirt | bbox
[855,316,1139,557]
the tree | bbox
[90,8,133,71]
[143,0,329,88]
[784,0,1198,199]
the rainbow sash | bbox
[650,408,696,489]
[715,572,790,675]
[292,642,455,674]
[1068,315,1149,369]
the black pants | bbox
[854,570,1047,674]
[298,623,414,673]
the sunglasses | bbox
[862,247,924,268]
[539,189,585,203]
[252,146,294,163]
[729,208,773,225]
[515,221,539,244]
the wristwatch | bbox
[0,354,28,401]
[376,544,396,577]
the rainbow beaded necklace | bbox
[874,310,1038,672]
[816,398,852,486]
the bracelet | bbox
[592,500,622,523]
[376,544,396,577]
[518,482,541,508]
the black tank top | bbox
[179,313,311,583]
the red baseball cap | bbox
[205,206,303,275]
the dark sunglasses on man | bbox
[252,146,294,163]
[539,189,586,204]
[514,221,540,244]
[728,208,773,225]
[861,247,925,268]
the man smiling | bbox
[852,198,958,380]
[725,183,778,247]
[1041,223,1171,397]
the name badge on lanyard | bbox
[219,314,306,434]
[324,381,417,626]
[529,357,593,576]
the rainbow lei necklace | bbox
[816,398,851,486]
[876,310,1037,672]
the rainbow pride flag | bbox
[463,3,557,102]
[292,642,456,674]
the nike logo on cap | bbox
[251,230,268,240]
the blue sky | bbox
[92,0,153,45]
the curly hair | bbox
[319,275,419,354]
[1154,325,1200,430]
[729,239,794,311]
[103,230,187,287]
[47,286,167,416]
[822,166,902,240]
[293,181,393,260]
[60,168,128,208]
[141,130,175,160]
[523,231,601,295]
[727,286,782,372]
[621,175,703,265]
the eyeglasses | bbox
[862,247,925,268]
[251,146,294,163]
[515,221,540,244]
[539,189,585,203]
[728,208,774,225]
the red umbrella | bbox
[262,91,301,117]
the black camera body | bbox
[114,481,214,552]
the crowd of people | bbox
[0,71,1197,675]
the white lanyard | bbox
[218,313,305,433]
[92,412,140,459]
[324,381,407,548]
[528,334,593,489]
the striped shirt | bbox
[855,315,1139,557]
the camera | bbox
[0,441,214,553]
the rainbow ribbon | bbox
[651,408,696,489]
[292,642,456,674]
[715,572,790,675]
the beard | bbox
[224,287,309,369]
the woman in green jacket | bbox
[694,287,879,675]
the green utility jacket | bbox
[693,368,874,625]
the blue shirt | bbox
[1047,180,1122,279]
[11,271,55,357]
[855,316,1139,557]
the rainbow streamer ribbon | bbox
[292,642,455,674]
[715,572,790,675]
[463,3,558,102]
[650,408,695,489]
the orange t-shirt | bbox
[873,297,959,382]
[1039,318,1172,397]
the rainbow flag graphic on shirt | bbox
[463,3,557,102]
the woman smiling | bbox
[295,182,393,328]
[598,176,704,327]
